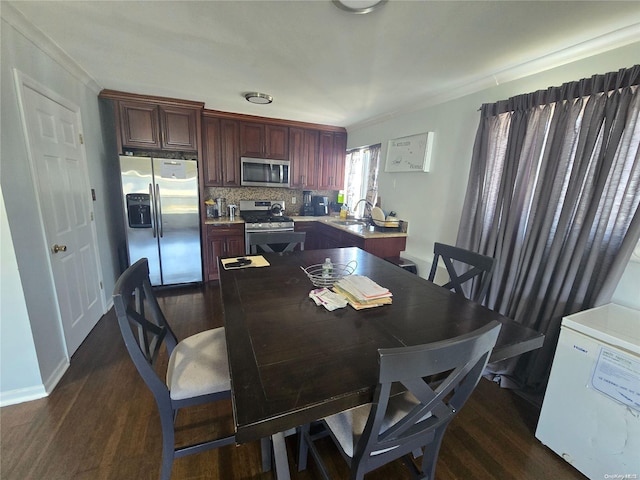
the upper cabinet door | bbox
[289,127,319,189]
[119,101,161,149]
[202,116,222,186]
[202,116,240,187]
[265,124,289,160]
[240,122,263,158]
[220,119,241,186]
[240,122,289,160]
[159,106,198,151]
[118,100,198,152]
[318,131,346,190]
[332,132,347,190]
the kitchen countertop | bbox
[204,215,407,239]
[204,217,245,225]
[291,215,408,239]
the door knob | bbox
[52,244,68,253]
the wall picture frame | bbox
[385,131,434,173]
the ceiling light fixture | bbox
[332,0,387,14]
[244,92,273,104]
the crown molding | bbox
[349,22,640,132]
[1,2,102,94]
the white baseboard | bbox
[43,356,70,394]
[104,296,113,312]
[0,384,47,407]
[0,356,69,407]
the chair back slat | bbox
[428,242,495,303]
[128,309,167,363]
[248,231,306,254]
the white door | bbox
[16,72,104,355]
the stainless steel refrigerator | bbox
[120,155,202,285]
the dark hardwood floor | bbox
[1,283,585,479]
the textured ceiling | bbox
[6,0,640,128]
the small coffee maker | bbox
[312,195,329,216]
[301,190,314,216]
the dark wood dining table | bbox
[219,247,544,478]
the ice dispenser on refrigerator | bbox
[125,194,152,228]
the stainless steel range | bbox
[240,200,295,254]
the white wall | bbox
[0,190,45,404]
[612,258,640,310]
[346,42,640,309]
[0,6,121,404]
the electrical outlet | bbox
[291,196,297,204]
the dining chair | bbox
[112,258,235,480]
[428,242,495,303]
[248,231,306,254]
[297,321,501,480]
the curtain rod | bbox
[479,64,640,114]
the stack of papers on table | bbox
[309,288,349,311]
[333,275,392,310]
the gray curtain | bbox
[457,66,640,394]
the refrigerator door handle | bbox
[149,183,157,238]
[156,183,163,238]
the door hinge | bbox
[99,281,103,289]
[79,133,84,145]
[90,211,94,221]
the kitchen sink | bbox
[332,219,368,226]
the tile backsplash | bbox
[204,186,337,216]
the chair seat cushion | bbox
[325,391,428,458]
[167,327,231,401]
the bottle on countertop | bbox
[340,204,348,219]
[322,258,333,278]
[205,197,216,218]
[228,204,237,221]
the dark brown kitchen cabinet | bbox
[316,222,345,249]
[313,222,406,259]
[118,101,161,149]
[318,131,347,190]
[159,105,198,151]
[205,224,244,281]
[294,222,319,250]
[240,122,289,160]
[289,127,319,189]
[202,115,240,187]
[117,100,198,152]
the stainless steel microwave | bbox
[240,157,290,188]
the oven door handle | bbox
[245,227,295,233]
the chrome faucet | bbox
[352,199,373,219]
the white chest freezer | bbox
[536,303,640,479]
